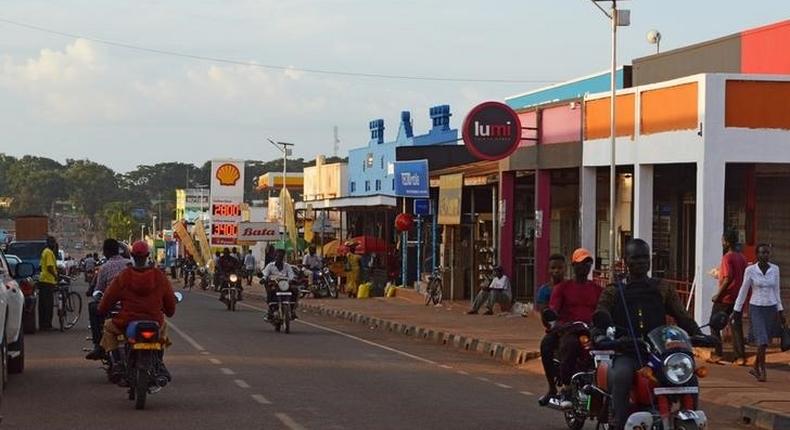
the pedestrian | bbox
[264,244,276,266]
[38,236,59,330]
[710,229,747,364]
[467,266,511,315]
[231,247,241,262]
[344,241,361,298]
[535,254,566,314]
[243,249,256,286]
[733,243,785,382]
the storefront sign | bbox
[413,199,431,216]
[237,222,279,242]
[462,101,522,161]
[210,159,245,246]
[438,174,463,225]
[394,160,430,198]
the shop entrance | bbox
[513,172,535,300]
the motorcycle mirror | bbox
[174,292,184,303]
[92,290,103,300]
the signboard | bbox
[462,101,522,161]
[393,160,429,198]
[438,174,463,225]
[237,222,279,242]
[413,199,431,216]
[210,159,245,246]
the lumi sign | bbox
[462,101,522,161]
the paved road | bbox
[1,281,748,429]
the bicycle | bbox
[425,267,443,306]
[55,284,82,331]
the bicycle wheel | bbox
[63,292,82,330]
[57,291,66,332]
[433,282,443,305]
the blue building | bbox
[348,105,457,197]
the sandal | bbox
[749,368,762,381]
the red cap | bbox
[571,248,593,264]
[131,241,149,257]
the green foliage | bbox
[102,201,135,242]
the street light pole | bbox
[268,139,295,252]
[609,0,618,283]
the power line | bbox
[0,16,560,85]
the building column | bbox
[580,167,597,257]
[535,169,551,286]
[499,171,515,279]
[633,164,654,250]
[694,161,726,325]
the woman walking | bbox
[344,241,361,298]
[733,243,785,382]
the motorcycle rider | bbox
[85,239,132,360]
[84,252,97,282]
[302,246,323,285]
[538,248,602,408]
[218,247,243,302]
[182,254,197,287]
[97,241,177,379]
[261,249,297,320]
[593,239,707,430]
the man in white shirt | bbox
[261,249,297,319]
[468,266,512,315]
[302,246,323,285]
[243,250,256,286]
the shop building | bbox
[582,19,790,323]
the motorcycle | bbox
[540,310,597,430]
[220,272,242,311]
[298,266,339,299]
[589,313,726,430]
[93,291,184,410]
[182,265,196,290]
[197,267,210,291]
[265,276,295,334]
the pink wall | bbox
[518,111,538,147]
[540,105,582,144]
[499,172,515,279]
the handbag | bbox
[781,321,790,352]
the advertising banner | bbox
[193,219,212,269]
[438,174,463,225]
[462,101,522,161]
[210,159,245,246]
[393,160,429,198]
[237,222,279,242]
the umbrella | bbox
[273,238,308,252]
[322,239,342,257]
[344,236,391,255]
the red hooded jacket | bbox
[98,266,176,328]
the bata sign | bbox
[237,222,279,242]
[462,101,522,161]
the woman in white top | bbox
[733,243,785,382]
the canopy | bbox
[341,236,391,255]
[322,239,343,257]
[274,238,308,252]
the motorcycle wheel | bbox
[274,321,281,332]
[230,294,237,312]
[284,306,291,334]
[134,367,148,410]
[328,282,338,299]
[564,410,586,430]
[674,420,700,430]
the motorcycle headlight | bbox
[229,274,238,283]
[664,353,695,385]
[278,280,290,291]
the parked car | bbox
[5,255,38,334]
[0,249,29,386]
[6,240,47,273]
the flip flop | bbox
[748,368,762,381]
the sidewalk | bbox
[240,284,790,429]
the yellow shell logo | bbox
[216,163,241,186]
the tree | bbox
[102,201,135,242]
[64,159,121,220]
[5,156,69,216]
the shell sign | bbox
[216,163,241,186]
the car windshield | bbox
[5,255,19,272]
[647,325,693,354]
[7,242,46,260]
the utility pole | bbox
[333,126,340,158]
[268,138,295,252]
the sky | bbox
[0,0,787,172]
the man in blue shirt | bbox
[535,254,566,313]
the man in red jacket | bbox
[98,241,176,375]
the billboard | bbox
[438,174,463,225]
[393,160,429,198]
[237,222,279,242]
[210,160,245,246]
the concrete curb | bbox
[741,404,790,430]
[298,301,541,366]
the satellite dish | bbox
[647,30,662,45]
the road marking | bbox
[200,351,211,355]
[439,364,453,369]
[476,377,490,382]
[275,413,307,430]
[456,370,469,375]
[167,320,206,352]
[495,383,512,389]
[237,301,441,366]
[251,394,272,405]
[209,358,222,365]
[234,379,250,388]
[220,368,236,375]
[520,391,534,396]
